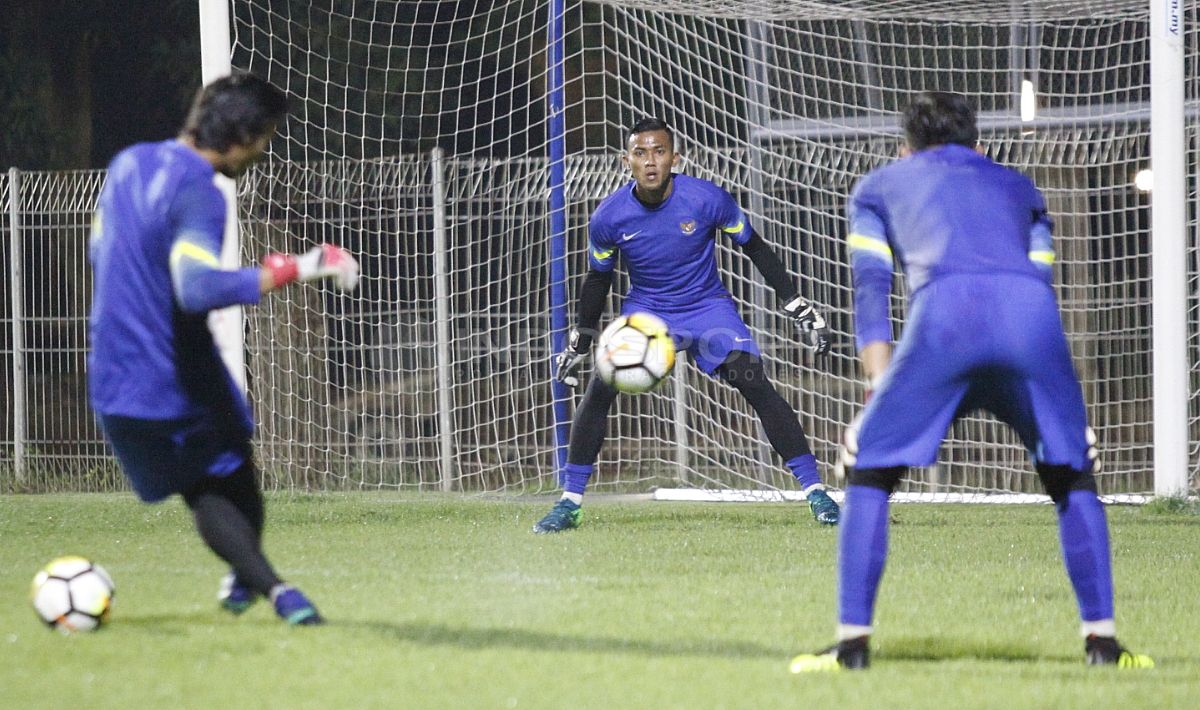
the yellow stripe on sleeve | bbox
[170,240,221,269]
[847,233,893,259]
[1028,250,1055,265]
[592,247,615,261]
[721,221,744,234]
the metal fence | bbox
[1,143,1195,495]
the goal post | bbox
[216,0,1198,499]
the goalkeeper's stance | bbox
[539,117,839,533]
[790,92,1152,671]
[88,74,359,625]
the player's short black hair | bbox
[902,91,978,151]
[182,73,288,152]
[628,117,674,148]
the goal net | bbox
[216,0,1199,498]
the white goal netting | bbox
[3,0,1198,498]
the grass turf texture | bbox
[1,494,1197,709]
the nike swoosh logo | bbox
[620,230,642,242]
[733,337,752,343]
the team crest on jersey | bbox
[679,219,697,235]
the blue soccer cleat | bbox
[218,571,257,615]
[532,499,582,534]
[272,585,324,626]
[807,488,840,526]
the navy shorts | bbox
[623,298,760,375]
[855,274,1091,471]
[99,413,252,502]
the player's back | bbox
[88,140,229,421]
[852,144,1049,294]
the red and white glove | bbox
[262,244,359,292]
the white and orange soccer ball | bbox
[30,556,115,633]
[595,312,676,394]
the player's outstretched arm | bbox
[737,231,830,354]
[554,268,613,388]
[261,244,360,293]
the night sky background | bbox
[1,1,202,170]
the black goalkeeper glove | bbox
[783,296,830,354]
[553,328,591,388]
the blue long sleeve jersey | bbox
[587,173,752,312]
[88,140,262,423]
[847,144,1055,352]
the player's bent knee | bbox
[847,466,904,494]
[1036,463,1096,506]
[182,460,261,510]
[719,354,773,394]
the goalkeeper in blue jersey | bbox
[790,92,1152,671]
[537,117,839,533]
[88,74,359,625]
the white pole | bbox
[431,148,455,492]
[673,354,689,483]
[1150,0,1188,496]
[198,0,246,391]
[8,168,26,486]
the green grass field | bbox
[1,494,1197,709]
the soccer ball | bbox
[30,556,115,633]
[595,312,676,393]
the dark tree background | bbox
[0,0,201,170]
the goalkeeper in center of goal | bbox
[539,117,839,534]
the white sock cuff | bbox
[837,624,873,641]
[561,492,583,505]
[1081,619,1116,638]
[803,483,826,496]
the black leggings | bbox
[566,351,811,465]
[182,460,281,596]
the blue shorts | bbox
[623,298,760,375]
[855,274,1091,471]
[99,413,251,502]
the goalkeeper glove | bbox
[554,328,591,388]
[1086,426,1102,473]
[783,296,830,354]
[262,244,360,292]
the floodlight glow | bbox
[1020,79,1036,122]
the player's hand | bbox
[262,244,360,292]
[1086,426,1101,473]
[553,328,591,388]
[783,296,829,354]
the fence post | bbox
[8,167,26,487]
[430,148,455,492]
[673,354,688,484]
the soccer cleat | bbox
[217,572,257,615]
[1085,635,1154,668]
[272,586,324,626]
[532,499,582,534]
[807,488,840,526]
[789,636,870,673]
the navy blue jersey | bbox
[88,140,260,426]
[588,173,751,312]
[847,144,1054,351]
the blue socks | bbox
[559,463,594,495]
[837,485,890,627]
[1057,489,1115,622]
[786,453,821,490]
